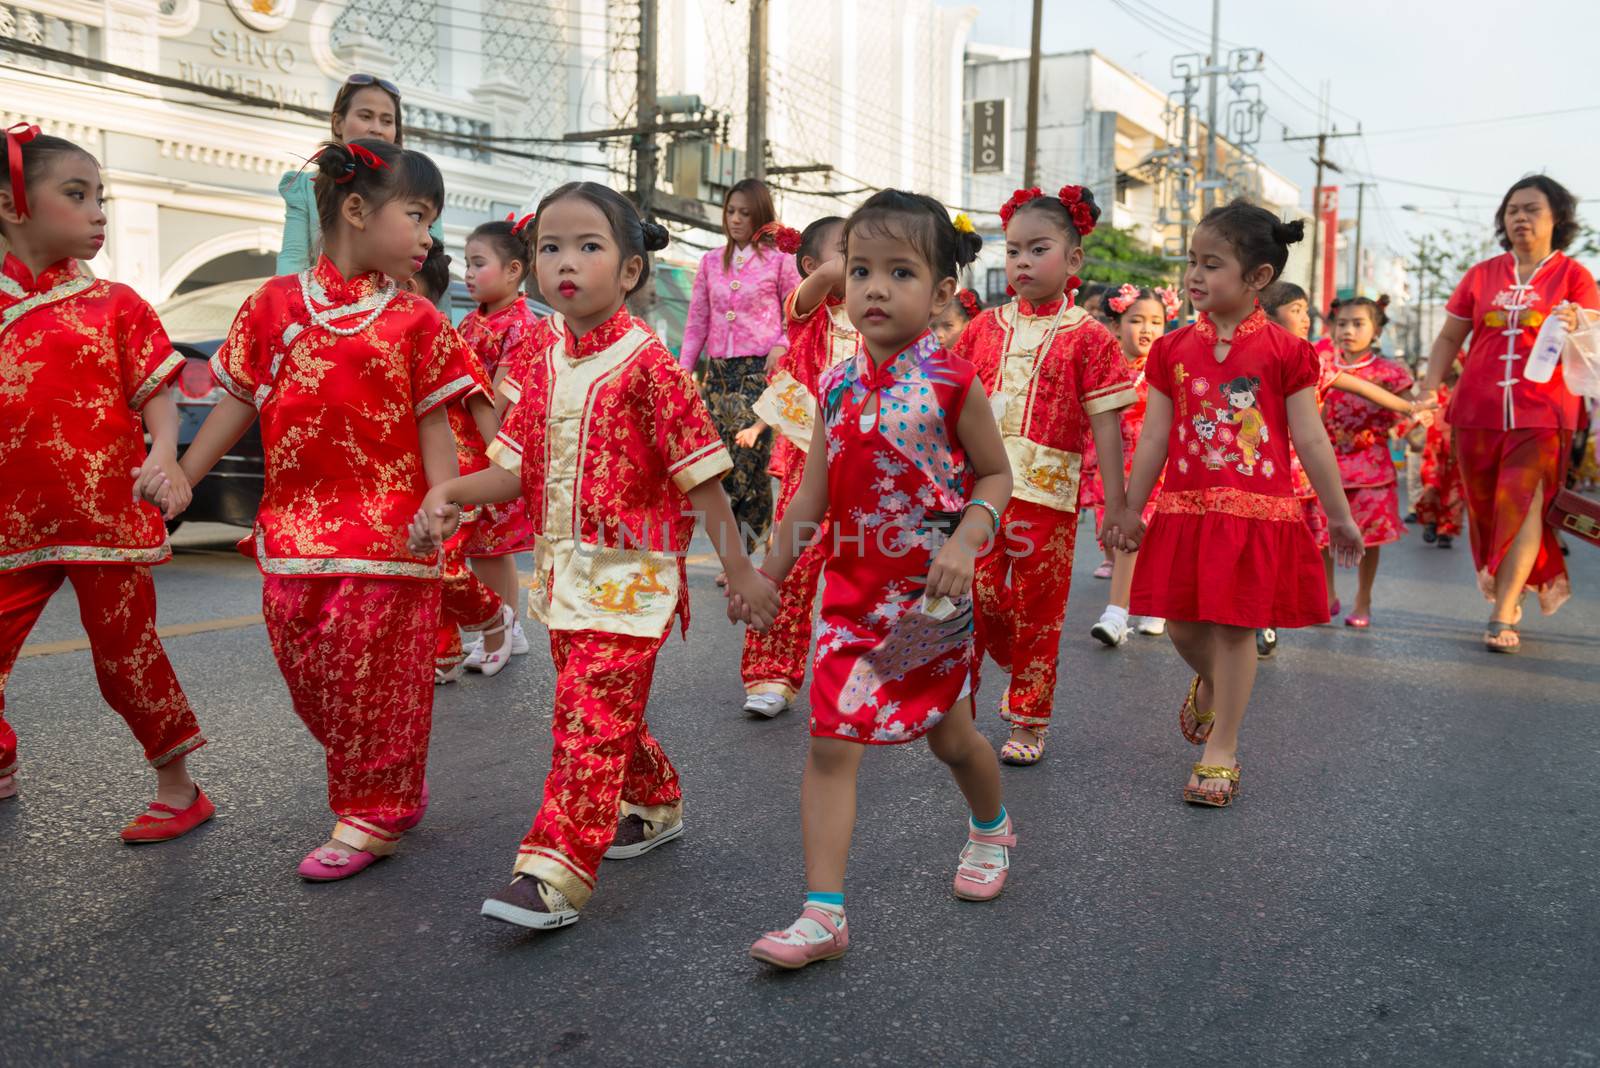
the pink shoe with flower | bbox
[297,844,383,882]
[953,815,1015,901]
[749,905,849,970]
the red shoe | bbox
[121,786,215,844]
[1344,614,1371,629]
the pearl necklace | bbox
[297,270,397,337]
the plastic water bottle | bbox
[1525,310,1568,384]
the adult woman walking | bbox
[679,178,800,550]
[1417,175,1599,652]
[276,74,443,274]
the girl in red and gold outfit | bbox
[1090,284,1182,647]
[178,140,482,880]
[1320,297,1413,627]
[0,127,211,840]
[953,185,1137,767]
[1123,201,1364,807]
[415,182,779,931]
[737,216,860,718]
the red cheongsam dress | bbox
[0,254,204,777]
[211,255,480,854]
[486,304,732,907]
[1131,309,1328,628]
[1321,351,1413,547]
[808,331,978,744]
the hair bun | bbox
[1273,218,1306,246]
[955,229,983,267]
[640,219,670,252]
[1376,294,1391,309]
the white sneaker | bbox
[1090,609,1130,647]
[742,692,789,718]
[1136,616,1167,636]
[435,662,466,686]
[509,620,530,656]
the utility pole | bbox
[1350,180,1374,295]
[1023,0,1042,188]
[746,0,767,180]
[1284,125,1359,317]
[1202,0,1220,212]
[631,0,658,314]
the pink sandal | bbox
[297,845,383,882]
[750,906,849,969]
[953,817,1015,901]
[0,774,16,800]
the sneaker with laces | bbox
[1136,616,1167,636]
[742,692,788,718]
[604,811,684,859]
[750,905,849,969]
[481,875,579,930]
[509,620,530,656]
[1091,609,1130,647]
[953,815,1015,901]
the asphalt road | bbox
[3,518,1598,1067]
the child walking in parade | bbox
[737,216,860,718]
[1090,284,1182,647]
[932,287,984,350]
[175,139,482,879]
[402,244,509,685]
[0,127,211,838]
[413,182,779,930]
[1122,201,1364,807]
[952,185,1137,767]
[1320,296,1414,627]
[1413,362,1464,548]
[742,190,1014,970]
[457,216,547,674]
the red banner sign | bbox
[1318,185,1339,314]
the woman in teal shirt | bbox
[276,73,444,274]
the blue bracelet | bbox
[963,498,1001,531]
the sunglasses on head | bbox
[345,73,401,99]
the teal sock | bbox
[973,806,1008,833]
[806,891,845,910]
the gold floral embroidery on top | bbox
[1155,487,1303,522]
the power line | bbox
[1357,104,1600,138]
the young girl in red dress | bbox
[1413,368,1464,548]
[737,216,859,718]
[413,182,779,931]
[178,140,481,880]
[1321,296,1413,627]
[0,129,211,840]
[1090,284,1181,647]
[953,185,1136,767]
[1123,201,1364,807]
[456,216,546,674]
[932,286,984,350]
[744,190,1014,970]
[400,245,508,685]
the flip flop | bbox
[1484,620,1519,654]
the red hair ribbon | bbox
[506,211,536,234]
[5,123,41,219]
[998,184,1097,236]
[957,289,982,320]
[346,142,388,173]
[754,221,803,255]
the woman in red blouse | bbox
[1417,176,1600,652]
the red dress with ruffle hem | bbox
[1130,309,1328,629]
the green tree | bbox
[1079,225,1176,289]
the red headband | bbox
[5,123,41,219]
[754,221,803,255]
[998,184,1096,236]
[505,211,536,235]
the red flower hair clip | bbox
[1106,283,1142,315]
[998,184,1097,236]
[957,289,982,320]
[5,123,40,218]
[346,142,388,173]
[998,187,1043,226]
[505,211,536,235]
[755,221,803,255]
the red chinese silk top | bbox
[1148,308,1320,516]
[495,313,562,408]
[755,290,862,457]
[1321,352,1412,489]
[954,295,1136,512]
[0,254,183,573]
[445,328,496,478]
[1444,251,1600,432]
[460,296,541,380]
[487,304,733,639]
[211,256,481,580]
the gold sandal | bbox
[1178,675,1214,745]
[1182,763,1240,807]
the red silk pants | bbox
[0,564,204,777]
[741,461,828,698]
[514,629,681,907]
[436,521,504,673]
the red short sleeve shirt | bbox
[0,254,183,572]
[1445,251,1600,431]
[211,256,480,579]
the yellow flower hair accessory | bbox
[952,213,976,234]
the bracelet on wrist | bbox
[963,497,1002,532]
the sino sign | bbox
[972,100,1007,175]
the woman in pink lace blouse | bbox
[679,179,801,549]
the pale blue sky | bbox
[954,0,1597,264]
